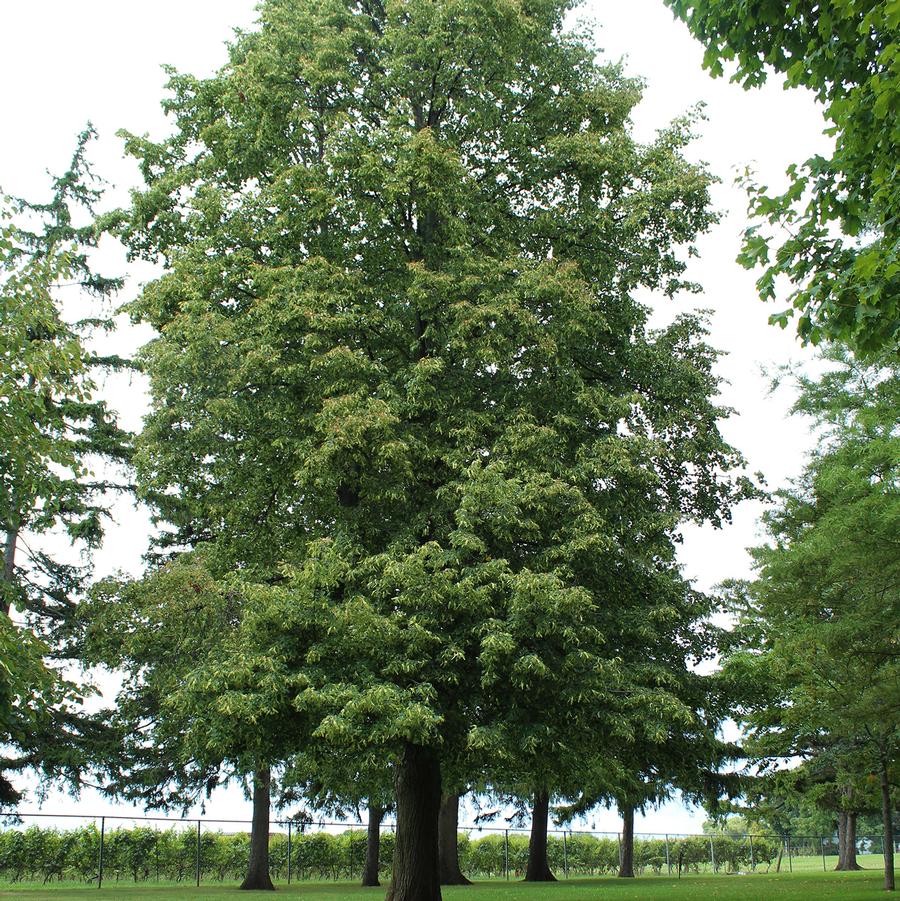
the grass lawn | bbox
[0,870,888,901]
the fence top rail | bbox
[0,810,859,843]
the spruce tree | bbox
[0,129,129,802]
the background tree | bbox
[0,130,128,803]
[112,0,751,897]
[721,346,900,890]
[82,553,301,890]
[281,746,395,887]
[560,664,739,880]
[666,0,900,354]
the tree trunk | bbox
[385,743,442,901]
[618,803,635,878]
[240,767,274,891]
[438,793,471,885]
[524,788,556,882]
[881,760,896,892]
[836,811,862,870]
[362,804,385,887]
[2,524,17,615]
[836,811,848,870]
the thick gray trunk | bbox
[438,793,471,885]
[524,788,556,882]
[240,768,274,891]
[385,743,442,901]
[362,804,385,887]
[836,810,862,870]
[618,804,635,878]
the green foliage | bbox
[114,0,752,811]
[0,823,384,885]
[0,129,129,803]
[0,823,792,884]
[720,345,899,882]
[81,553,300,809]
[666,0,900,353]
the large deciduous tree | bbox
[666,0,900,354]
[114,1,751,897]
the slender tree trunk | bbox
[881,760,895,891]
[524,788,556,882]
[438,793,471,885]
[385,743,442,901]
[836,811,862,870]
[618,804,635,878]
[240,767,275,891]
[362,804,385,887]
[2,525,17,615]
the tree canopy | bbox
[108,0,755,896]
[721,346,900,889]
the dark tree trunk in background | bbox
[836,811,862,870]
[881,760,896,891]
[362,804,385,887]
[618,803,635,878]
[524,788,556,882]
[2,525,17,614]
[240,767,275,891]
[385,743,442,901]
[438,793,471,885]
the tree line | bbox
[1,0,897,898]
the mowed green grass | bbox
[0,868,887,901]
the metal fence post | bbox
[709,836,716,873]
[98,816,105,890]
[563,831,568,879]
[821,836,827,871]
[297,826,303,881]
[504,829,509,880]
[196,820,201,887]
[749,833,755,870]
[287,822,292,885]
[665,834,670,874]
[787,836,793,873]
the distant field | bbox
[0,868,888,901]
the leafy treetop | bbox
[666,0,900,354]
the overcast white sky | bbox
[1,0,830,835]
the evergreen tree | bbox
[83,553,296,890]
[0,129,128,803]
[722,346,900,890]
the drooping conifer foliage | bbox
[0,129,129,803]
[114,1,752,897]
[721,347,900,891]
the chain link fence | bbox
[0,811,895,887]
